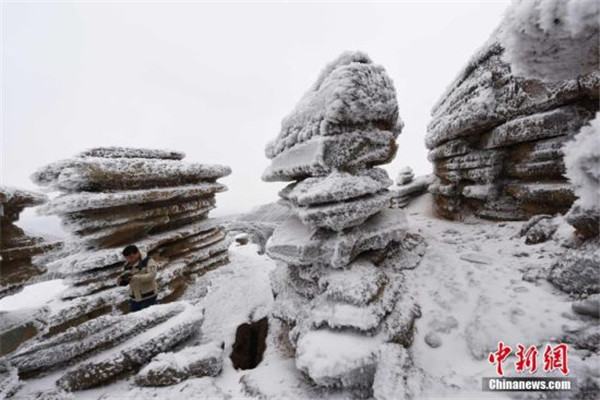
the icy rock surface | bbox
[427,32,598,221]
[0,186,61,298]
[1,148,230,377]
[32,157,230,192]
[77,146,185,160]
[262,51,425,395]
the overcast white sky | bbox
[2,1,510,217]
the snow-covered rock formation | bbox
[262,52,426,397]
[499,0,600,298]
[0,148,231,364]
[390,174,434,209]
[8,301,204,391]
[426,30,599,221]
[0,187,60,298]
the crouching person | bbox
[117,245,159,312]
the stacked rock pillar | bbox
[263,52,425,395]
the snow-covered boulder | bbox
[135,340,224,386]
[262,52,425,396]
[548,237,600,296]
[519,215,560,245]
[426,31,598,221]
[0,186,61,298]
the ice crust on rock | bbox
[563,113,600,227]
[267,209,409,269]
[280,169,392,206]
[262,52,424,395]
[263,130,399,182]
[76,146,185,160]
[32,157,231,192]
[56,302,203,391]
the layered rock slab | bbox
[2,148,231,377]
[426,33,599,221]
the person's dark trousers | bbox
[130,295,157,312]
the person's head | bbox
[122,245,141,264]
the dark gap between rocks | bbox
[230,317,268,370]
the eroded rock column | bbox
[263,52,426,396]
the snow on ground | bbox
[12,197,595,399]
[404,195,591,398]
[0,279,68,312]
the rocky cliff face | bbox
[426,33,599,221]
[263,52,426,397]
[0,148,231,369]
[0,187,60,299]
